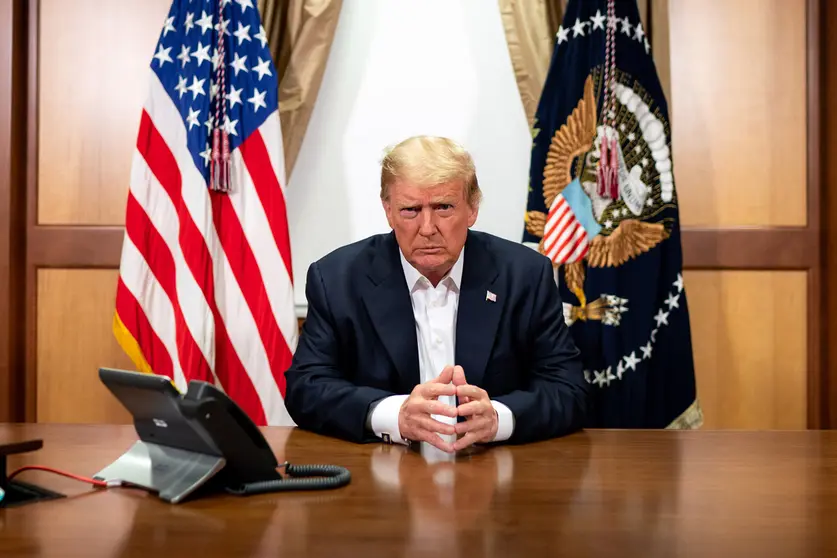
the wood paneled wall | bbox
[0,0,829,428]
[669,0,815,429]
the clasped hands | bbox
[397,365,498,453]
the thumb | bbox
[434,365,454,384]
[452,365,467,387]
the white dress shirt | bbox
[368,249,515,446]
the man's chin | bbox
[412,255,450,274]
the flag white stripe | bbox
[258,110,288,194]
[118,236,188,391]
[556,227,587,262]
[146,71,292,426]
[129,149,217,375]
[229,147,299,352]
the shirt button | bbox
[434,336,442,345]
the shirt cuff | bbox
[369,394,410,445]
[491,400,515,442]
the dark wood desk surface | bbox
[1,424,837,557]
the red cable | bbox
[8,465,118,489]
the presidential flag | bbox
[113,0,298,426]
[523,0,701,428]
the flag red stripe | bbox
[238,130,294,282]
[115,279,174,379]
[211,192,292,398]
[137,111,268,425]
[124,191,213,384]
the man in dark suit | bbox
[284,136,588,453]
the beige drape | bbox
[258,0,343,177]
[499,0,672,127]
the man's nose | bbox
[418,209,437,236]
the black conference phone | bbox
[94,368,350,503]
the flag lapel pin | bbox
[486,290,497,303]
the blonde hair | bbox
[380,136,481,206]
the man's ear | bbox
[467,202,479,228]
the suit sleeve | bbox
[284,262,396,443]
[492,258,589,443]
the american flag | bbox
[543,194,589,264]
[113,0,297,426]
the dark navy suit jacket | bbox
[284,230,589,444]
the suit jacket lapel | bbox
[455,232,502,388]
[362,233,420,392]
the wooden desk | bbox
[1,424,836,557]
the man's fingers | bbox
[433,365,454,384]
[452,365,467,387]
[454,415,490,435]
[418,399,458,418]
[416,415,456,436]
[456,384,488,401]
[419,383,457,399]
[453,431,482,452]
[456,400,488,417]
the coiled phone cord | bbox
[225,462,351,495]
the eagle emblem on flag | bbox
[523,0,701,430]
[525,74,668,319]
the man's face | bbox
[383,179,478,284]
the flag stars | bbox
[228,85,243,108]
[646,197,655,207]
[616,361,625,379]
[162,16,176,37]
[654,309,670,327]
[196,10,213,34]
[635,22,645,41]
[665,292,680,310]
[628,132,636,142]
[192,42,211,66]
[624,351,640,371]
[175,75,188,98]
[184,11,195,34]
[233,22,251,45]
[216,17,231,37]
[572,18,588,37]
[231,52,248,76]
[223,115,239,136]
[252,57,272,80]
[603,219,613,229]
[621,17,632,35]
[255,24,268,48]
[153,44,172,67]
[211,48,223,71]
[590,10,606,30]
[634,145,642,154]
[641,342,653,360]
[608,14,619,31]
[236,0,254,12]
[204,114,214,134]
[177,45,191,67]
[210,80,219,100]
[674,273,684,293]
[557,25,569,44]
[248,88,267,112]
[199,144,211,166]
[187,76,206,100]
[186,107,201,130]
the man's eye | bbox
[400,208,418,216]
[437,204,453,211]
